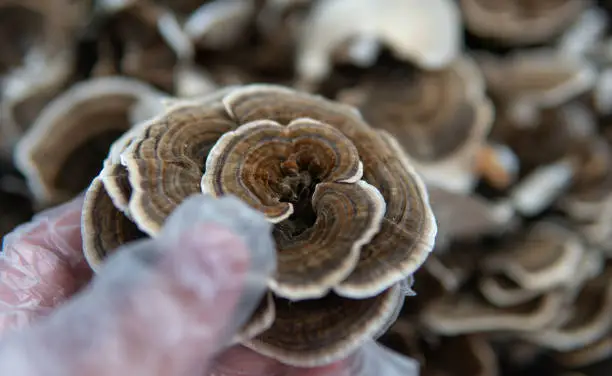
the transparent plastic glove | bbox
[0,194,420,376]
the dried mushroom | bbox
[15,76,163,207]
[420,221,604,336]
[460,0,590,46]
[91,2,185,92]
[183,0,255,50]
[81,84,437,366]
[476,50,596,125]
[421,289,566,335]
[338,56,494,193]
[525,265,612,351]
[481,221,585,292]
[296,0,461,85]
[2,0,612,373]
[0,0,89,147]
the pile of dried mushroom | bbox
[2,0,612,374]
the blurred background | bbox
[1,0,612,375]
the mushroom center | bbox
[275,156,322,236]
[201,118,364,225]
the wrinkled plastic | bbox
[0,195,92,332]
[209,340,420,375]
[0,194,420,376]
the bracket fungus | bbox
[4,0,612,374]
[91,2,189,92]
[0,0,89,148]
[337,56,494,193]
[15,76,164,207]
[476,50,596,126]
[80,84,437,366]
[460,0,591,46]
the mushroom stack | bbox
[2,0,612,374]
[76,84,438,366]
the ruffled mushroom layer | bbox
[460,0,589,46]
[81,84,437,366]
[15,77,164,207]
[418,218,611,372]
[337,56,494,193]
[0,0,90,147]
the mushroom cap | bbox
[93,2,183,92]
[14,76,163,206]
[0,0,92,144]
[82,83,437,366]
[245,283,404,367]
[421,289,566,335]
[81,177,147,272]
[201,118,387,299]
[478,274,544,308]
[295,0,462,84]
[460,0,590,46]
[524,265,612,351]
[340,57,490,162]
[481,221,586,291]
[476,50,596,125]
[339,56,494,193]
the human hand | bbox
[0,194,419,376]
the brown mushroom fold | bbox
[478,274,543,308]
[82,83,437,366]
[476,50,596,125]
[338,56,493,193]
[525,265,612,351]
[202,118,365,222]
[15,77,163,207]
[123,100,237,234]
[421,290,566,335]
[201,118,386,299]
[0,0,87,147]
[92,2,184,92]
[460,0,589,46]
[245,283,403,367]
[82,177,147,271]
[482,221,585,291]
[233,292,276,343]
[218,85,437,299]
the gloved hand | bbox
[0,194,419,376]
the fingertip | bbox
[161,195,277,278]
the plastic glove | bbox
[0,194,419,376]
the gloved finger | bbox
[326,341,420,376]
[209,346,348,376]
[207,340,419,376]
[0,195,92,335]
[0,195,276,376]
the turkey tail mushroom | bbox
[14,76,164,207]
[79,84,438,367]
